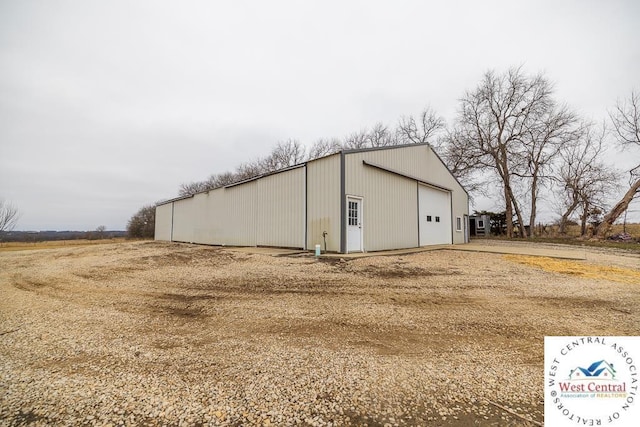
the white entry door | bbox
[418,185,452,246]
[346,197,363,252]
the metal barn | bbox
[155,143,469,253]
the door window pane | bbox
[348,201,358,226]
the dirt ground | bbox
[1,241,638,426]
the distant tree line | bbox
[1,230,126,243]
[129,66,638,240]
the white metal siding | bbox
[344,144,468,250]
[156,167,305,248]
[204,189,227,244]
[347,145,468,246]
[345,155,418,251]
[171,198,195,243]
[154,203,173,241]
[191,193,210,244]
[424,149,468,245]
[156,144,467,252]
[306,154,341,252]
[223,182,258,246]
[256,167,305,248]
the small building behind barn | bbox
[469,214,491,237]
[155,143,469,253]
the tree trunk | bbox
[529,175,539,238]
[504,185,514,238]
[595,178,640,238]
[559,199,579,234]
[579,203,589,236]
[513,196,528,238]
[505,182,527,238]
[497,157,515,238]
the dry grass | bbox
[544,222,640,238]
[504,254,640,285]
[482,222,640,253]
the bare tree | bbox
[366,122,398,147]
[88,225,107,240]
[178,180,215,196]
[307,138,342,160]
[596,90,640,237]
[342,122,407,150]
[610,90,640,145]
[0,199,20,233]
[397,106,445,145]
[555,123,618,235]
[260,139,306,171]
[209,171,237,187]
[178,171,243,196]
[234,160,265,182]
[343,129,370,149]
[452,67,561,237]
[434,128,484,195]
[520,104,579,235]
[178,140,307,196]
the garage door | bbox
[418,184,452,245]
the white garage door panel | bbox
[418,185,452,245]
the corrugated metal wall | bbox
[345,144,469,248]
[154,202,173,241]
[155,167,305,249]
[171,197,195,243]
[155,144,468,251]
[345,154,418,251]
[201,189,229,244]
[421,147,468,244]
[256,167,305,248]
[306,154,341,252]
[223,182,258,246]
[191,192,209,244]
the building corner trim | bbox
[170,202,174,242]
[304,164,308,250]
[340,152,346,253]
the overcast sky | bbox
[1,0,639,231]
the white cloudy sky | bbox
[1,0,639,230]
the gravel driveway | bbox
[1,241,638,426]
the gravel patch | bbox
[1,241,638,426]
